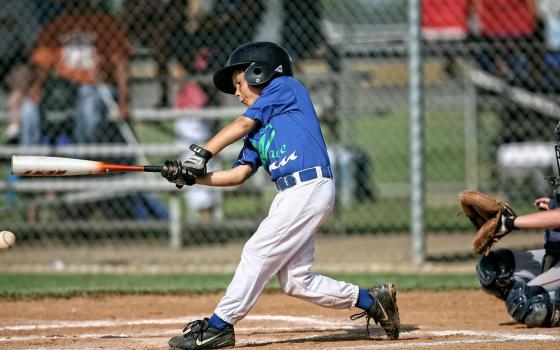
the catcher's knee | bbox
[476,249,516,300]
[506,281,559,327]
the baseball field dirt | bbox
[1,290,559,349]
[0,232,554,349]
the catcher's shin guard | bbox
[506,281,560,327]
[476,249,516,300]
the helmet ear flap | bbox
[244,62,274,87]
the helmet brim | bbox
[213,63,250,94]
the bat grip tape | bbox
[144,166,163,172]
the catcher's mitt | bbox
[459,190,516,255]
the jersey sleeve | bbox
[241,78,285,124]
[232,138,262,178]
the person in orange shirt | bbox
[20,0,131,144]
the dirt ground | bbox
[1,290,559,350]
[0,232,555,349]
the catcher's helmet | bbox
[213,41,294,94]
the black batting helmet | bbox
[213,41,294,94]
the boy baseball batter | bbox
[161,41,400,349]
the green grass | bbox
[0,272,478,300]
[354,108,471,184]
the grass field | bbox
[0,272,478,300]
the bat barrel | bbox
[12,155,100,176]
[12,155,163,176]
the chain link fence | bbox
[0,0,555,265]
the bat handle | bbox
[144,165,163,172]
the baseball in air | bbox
[0,231,16,250]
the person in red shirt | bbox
[473,0,537,86]
[422,0,470,77]
[422,0,469,41]
[472,0,544,194]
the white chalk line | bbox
[1,314,559,348]
[0,314,351,332]
[239,328,560,349]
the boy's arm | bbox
[163,116,257,184]
[203,116,257,156]
[196,164,253,187]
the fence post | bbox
[169,192,182,248]
[408,0,425,266]
[465,72,479,190]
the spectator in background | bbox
[174,116,220,223]
[280,0,326,70]
[472,0,544,192]
[422,0,470,77]
[0,1,40,143]
[20,0,132,145]
[538,0,560,92]
[122,0,262,108]
[473,0,538,88]
[121,0,174,107]
[167,0,263,79]
[173,47,220,223]
[255,0,334,72]
[34,0,66,26]
[167,0,263,105]
[0,1,39,84]
[540,0,560,51]
[121,0,227,221]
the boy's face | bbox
[232,70,261,107]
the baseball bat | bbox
[11,155,163,176]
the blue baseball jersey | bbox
[232,76,330,181]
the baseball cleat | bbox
[168,318,235,349]
[351,283,400,340]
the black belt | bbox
[275,165,333,191]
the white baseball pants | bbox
[214,178,359,324]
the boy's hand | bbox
[184,144,213,177]
[161,160,195,189]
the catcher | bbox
[460,190,560,328]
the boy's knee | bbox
[282,270,315,296]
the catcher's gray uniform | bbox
[477,246,560,327]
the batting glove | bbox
[183,144,213,177]
[161,160,195,189]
